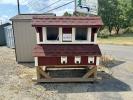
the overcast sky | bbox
[0,0,74,23]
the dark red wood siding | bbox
[38,56,96,66]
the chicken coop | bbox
[32,16,103,82]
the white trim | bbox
[94,33,97,43]
[88,56,95,64]
[59,27,62,43]
[37,42,96,44]
[43,27,47,43]
[88,28,91,43]
[72,27,75,42]
[36,32,40,44]
[61,56,67,64]
[35,57,38,66]
[75,56,81,64]
[96,57,100,66]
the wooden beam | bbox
[83,67,97,78]
[36,66,41,80]
[37,78,95,83]
[37,67,51,79]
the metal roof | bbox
[32,16,103,27]
[10,14,56,21]
[33,44,102,57]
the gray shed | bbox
[0,23,11,46]
[10,14,55,62]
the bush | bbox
[124,27,133,34]
[98,29,109,38]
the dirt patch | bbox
[0,47,133,100]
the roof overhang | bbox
[32,16,104,27]
[33,44,102,57]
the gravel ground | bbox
[0,46,133,100]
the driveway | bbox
[100,44,133,61]
[0,45,133,100]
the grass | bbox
[98,33,133,46]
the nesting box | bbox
[32,16,103,82]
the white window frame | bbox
[37,27,98,44]
[45,27,60,43]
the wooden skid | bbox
[37,78,95,83]
[36,66,97,83]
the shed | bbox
[0,23,11,46]
[4,25,15,48]
[10,14,56,62]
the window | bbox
[75,28,87,40]
[88,57,95,64]
[75,56,81,64]
[47,27,59,40]
[62,28,72,42]
[61,56,67,64]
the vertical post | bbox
[96,57,100,66]
[59,27,62,43]
[35,57,38,66]
[72,27,75,42]
[88,28,91,43]
[17,0,20,14]
[94,33,97,44]
[43,27,47,43]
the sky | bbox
[0,0,74,23]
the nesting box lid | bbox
[32,16,103,27]
[33,44,102,57]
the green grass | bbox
[98,33,133,45]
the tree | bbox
[99,0,132,35]
[114,0,131,34]
[98,0,119,35]
[63,11,72,16]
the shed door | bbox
[5,26,15,48]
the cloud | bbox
[0,15,10,24]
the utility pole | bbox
[17,0,20,14]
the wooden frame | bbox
[35,66,97,83]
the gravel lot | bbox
[0,46,133,100]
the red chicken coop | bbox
[32,16,103,82]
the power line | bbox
[45,0,74,13]
[38,0,63,12]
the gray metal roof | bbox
[10,13,56,21]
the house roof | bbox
[32,16,103,27]
[33,44,102,57]
[0,23,11,27]
[10,14,56,21]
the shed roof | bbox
[10,14,56,21]
[33,44,102,57]
[32,16,103,27]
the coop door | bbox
[75,56,81,64]
[88,57,94,64]
[61,56,67,64]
